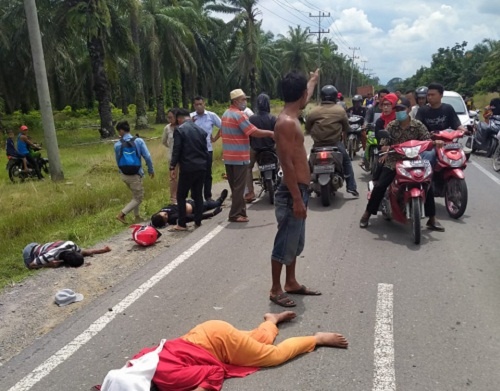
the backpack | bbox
[118,137,141,175]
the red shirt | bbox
[221,106,258,165]
[132,338,258,391]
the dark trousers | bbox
[204,151,213,200]
[24,154,43,179]
[225,164,247,220]
[366,167,436,217]
[177,170,206,227]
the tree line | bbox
[387,40,500,96]
[0,0,375,137]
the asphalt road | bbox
[1,138,500,391]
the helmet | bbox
[416,86,428,98]
[320,85,338,102]
[130,224,162,247]
[337,92,343,99]
[20,125,28,131]
[352,94,363,103]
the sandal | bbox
[270,293,296,307]
[229,216,249,223]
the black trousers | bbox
[24,154,43,179]
[204,151,213,200]
[366,167,436,217]
[177,170,206,227]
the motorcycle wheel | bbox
[320,183,331,207]
[8,161,25,184]
[492,145,500,172]
[348,139,354,160]
[411,197,421,245]
[265,178,275,205]
[40,159,49,174]
[487,139,498,158]
[445,178,468,219]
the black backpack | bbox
[118,137,141,175]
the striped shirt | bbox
[221,106,258,164]
[30,241,81,266]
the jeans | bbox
[366,167,436,217]
[421,150,437,167]
[335,142,357,191]
[177,170,206,227]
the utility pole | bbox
[309,11,330,102]
[23,0,64,181]
[348,46,360,97]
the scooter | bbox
[309,146,344,207]
[432,130,468,219]
[368,133,433,245]
[466,115,499,157]
[346,115,364,160]
[7,145,49,183]
[254,148,281,204]
[361,122,379,177]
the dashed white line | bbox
[8,224,225,391]
[373,283,396,391]
[471,161,500,186]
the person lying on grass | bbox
[97,311,348,391]
[150,189,228,231]
[22,241,111,269]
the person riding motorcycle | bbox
[410,86,428,119]
[17,125,43,179]
[305,85,359,197]
[365,88,390,125]
[347,94,368,148]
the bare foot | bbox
[170,225,188,232]
[264,311,296,325]
[314,332,349,349]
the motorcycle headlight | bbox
[440,151,465,167]
[397,166,412,178]
[402,146,420,159]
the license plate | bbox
[313,164,335,174]
[444,143,462,150]
[259,164,276,171]
[409,160,425,167]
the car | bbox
[442,91,477,128]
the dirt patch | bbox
[0,183,229,366]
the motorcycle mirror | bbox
[378,130,391,140]
[468,110,477,118]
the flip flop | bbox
[270,293,296,307]
[286,285,322,296]
[229,216,249,222]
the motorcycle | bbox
[309,146,344,207]
[346,115,364,160]
[465,115,499,157]
[361,122,379,177]
[254,148,281,204]
[7,145,49,183]
[368,133,433,244]
[432,130,468,219]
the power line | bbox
[349,46,360,97]
[258,3,308,27]
[269,0,316,27]
[309,11,330,101]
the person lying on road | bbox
[23,241,111,269]
[97,311,348,391]
[150,189,228,229]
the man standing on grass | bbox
[114,120,154,224]
[169,109,209,231]
[269,69,322,308]
[190,96,222,202]
[218,89,274,223]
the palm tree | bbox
[276,26,315,75]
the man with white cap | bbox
[218,89,275,222]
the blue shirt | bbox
[190,110,222,152]
[114,133,154,176]
[17,133,29,155]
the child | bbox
[5,129,28,171]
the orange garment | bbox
[181,320,316,367]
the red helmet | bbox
[20,125,28,131]
[130,224,162,247]
[337,92,343,99]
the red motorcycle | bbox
[368,138,433,244]
[432,130,468,219]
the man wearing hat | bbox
[219,89,275,222]
[359,97,445,232]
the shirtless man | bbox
[269,69,321,307]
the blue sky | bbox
[216,1,500,85]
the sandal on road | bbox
[270,293,296,307]
[228,216,249,223]
[286,285,322,296]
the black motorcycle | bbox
[254,148,281,204]
[309,146,344,206]
[346,115,364,160]
[7,145,49,183]
[467,117,499,157]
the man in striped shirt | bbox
[22,241,111,269]
[218,89,275,222]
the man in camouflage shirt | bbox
[359,98,445,232]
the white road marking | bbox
[471,161,500,186]
[373,283,396,391]
[8,225,225,391]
